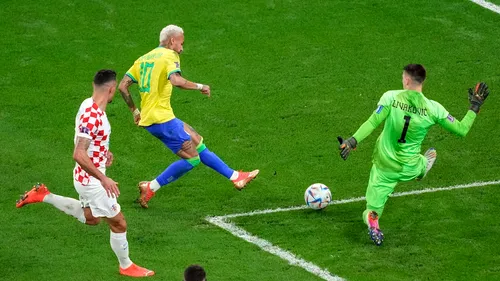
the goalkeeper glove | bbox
[468,82,489,114]
[337,136,357,161]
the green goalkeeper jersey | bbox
[353,90,477,172]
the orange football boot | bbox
[137,181,155,209]
[16,183,50,208]
[119,263,155,277]
[232,169,260,190]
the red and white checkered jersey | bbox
[73,98,111,185]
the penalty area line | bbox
[205,180,500,281]
[214,180,500,219]
[206,216,346,281]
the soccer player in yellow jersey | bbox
[119,25,259,208]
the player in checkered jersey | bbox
[16,70,154,277]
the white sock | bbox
[230,171,239,181]
[43,193,86,223]
[110,231,133,269]
[150,179,161,192]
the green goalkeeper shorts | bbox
[365,155,426,217]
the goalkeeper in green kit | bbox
[337,64,490,246]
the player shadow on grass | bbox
[329,203,370,245]
[301,202,368,245]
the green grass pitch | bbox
[1,0,499,280]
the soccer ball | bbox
[304,183,332,210]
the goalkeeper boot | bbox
[119,263,155,277]
[16,183,50,208]
[417,148,437,181]
[367,211,384,246]
[232,169,260,190]
[137,181,155,209]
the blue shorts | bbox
[145,118,191,153]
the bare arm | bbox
[73,137,106,180]
[118,75,138,112]
[73,137,120,197]
[118,75,141,124]
[169,73,211,97]
[105,151,114,167]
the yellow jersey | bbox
[126,47,181,126]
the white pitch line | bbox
[207,4,500,280]
[206,216,345,281]
[470,0,500,14]
[205,180,500,281]
[215,180,500,219]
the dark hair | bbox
[184,265,206,281]
[403,64,426,84]
[93,69,116,86]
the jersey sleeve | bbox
[166,53,181,79]
[437,109,477,137]
[431,100,476,136]
[77,107,101,140]
[125,62,140,83]
[352,92,392,143]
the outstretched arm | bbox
[118,75,141,124]
[352,106,390,143]
[169,73,211,97]
[338,105,389,160]
[437,82,489,137]
[437,111,476,137]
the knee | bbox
[196,138,207,153]
[110,218,127,233]
[86,217,101,226]
[192,135,203,147]
[84,208,100,225]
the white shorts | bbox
[74,178,121,218]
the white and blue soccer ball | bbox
[304,183,332,210]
